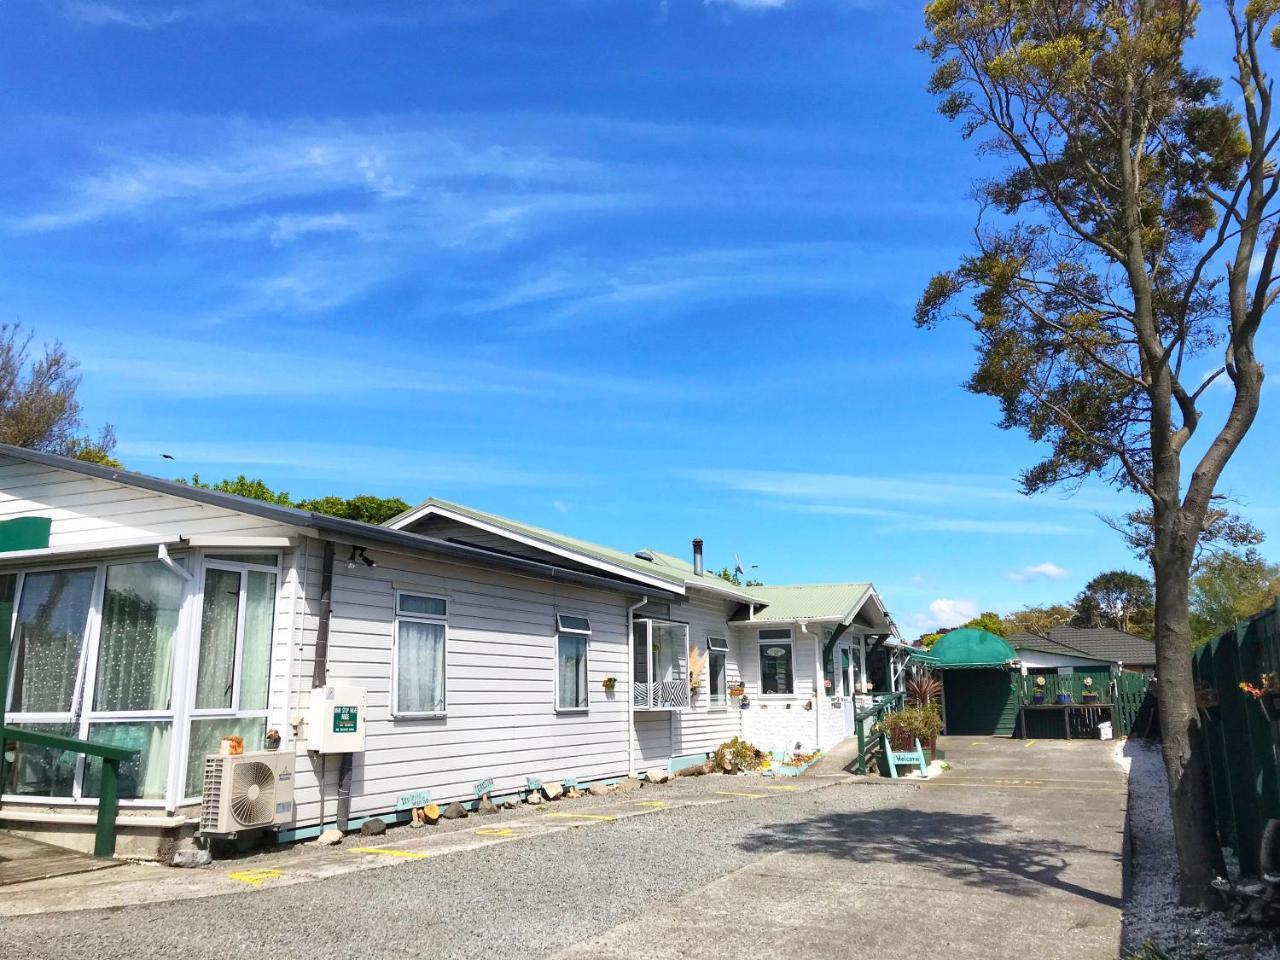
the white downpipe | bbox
[626,595,648,777]
[797,620,820,751]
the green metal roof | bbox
[926,628,1018,669]
[394,498,765,603]
[745,583,873,622]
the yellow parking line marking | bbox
[715,791,766,799]
[632,800,667,807]
[475,828,517,837]
[1025,740,1037,747]
[228,868,282,886]
[348,847,430,859]
[767,785,801,791]
[540,812,617,821]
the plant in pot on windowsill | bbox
[602,676,618,692]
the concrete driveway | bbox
[559,736,1127,960]
[3,737,1127,960]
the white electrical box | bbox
[306,684,367,753]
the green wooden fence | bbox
[1192,600,1280,878]
[1012,670,1153,738]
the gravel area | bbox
[1119,740,1280,960]
[2,779,910,960]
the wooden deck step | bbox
[0,832,122,886]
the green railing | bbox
[0,726,140,858]
[854,692,906,774]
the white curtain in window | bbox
[238,571,276,711]
[557,635,587,709]
[397,620,445,714]
[195,568,241,709]
[93,561,183,712]
[9,568,96,714]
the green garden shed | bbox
[921,628,1020,736]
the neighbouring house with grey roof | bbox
[0,446,901,860]
[1008,625,1157,676]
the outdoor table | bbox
[1017,702,1113,739]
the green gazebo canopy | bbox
[914,627,1018,669]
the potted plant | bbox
[265,728,282,751]
[1240,673,1280,721]
[1055,689,1073,704]
[1081,677,1099,704]
[1031,676,1047,704]
[729,684,745,699]
[877,704,944,760]
[602,676,618,691]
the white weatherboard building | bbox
[0,445,902,858]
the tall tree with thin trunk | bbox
[918,0,1276,906]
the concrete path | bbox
[1,737,1128,960]
[559,737,1128,960]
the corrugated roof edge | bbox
[0,444,681,600]
[390,496,765,603]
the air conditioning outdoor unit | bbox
[200,750,295,836]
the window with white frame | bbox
[3,557,190,804]
[632,618,690,710]
[707,636,728,709]
[556,614,590,712]
[758,629,794,695]
[183,555,279,798]
[392,591,447,719]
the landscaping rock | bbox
[525,792,543,805]
[169,845,211,868]
[442,801,469,820]
[360,817,387,836]
[645,767,670,784]
[422,803,442,824]
[564,787,582,799]
[588,782,613,796]
[477,795,498,815]
[614,776,641,793]
[541,781,564,801]
[317,828,344,846]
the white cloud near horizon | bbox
[1006,561,1068,582]
[926,598,978,629]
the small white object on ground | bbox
[316,829,343,847]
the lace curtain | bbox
[557,635,587,709]
[195,568,240,709]
[397,620,445,714]
[93,561,182,712]
[9,568,96,714]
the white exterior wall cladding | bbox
[287,537,639,827]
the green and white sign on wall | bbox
[333,706,359,734]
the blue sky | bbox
[2,0,1276,636]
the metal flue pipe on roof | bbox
[692,538,704,577]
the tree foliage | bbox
[1190,548,1280,644]
[182,474,410,526]
[1071,569,1155,637]
[0,323,118,466]
[1002,603,1075,639]
[715,566,764,587]
[919,0,1280,904]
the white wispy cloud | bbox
[115,439,577,492]
[65,328,693,403]
[1005,561,1068,582]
